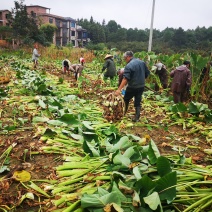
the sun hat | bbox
[104,54,113,59]
[155,63,163,70]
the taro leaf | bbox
[178,154,186,164]
[169,102,187,113]
[48,105,60,112]
[118,180,134,194]
[13,170,31,182]
[133,190,141,207]
[0,88,8,97]
[155,171,177,203]
[112,151,131,167]
[57,114,79,125]
[126,134,141,142]
[81,191,121,209]
[135,175,156,198]
[47,120,66,126]
[188,101,208,114]
[98,187,109,196]
[17,117,26,125]
[103,125,118,138]
[104,203,124,212]
[157,156,172,177]
[123,146,137,159]
[62,95,78,102]
[204,110,212,123]
[204,149,212,155]
[106,136,131,153]
[32,116,49,123]
[82,121,94,130]
[38,98,46,109]
[70,133,84,141]
[43,128,57,137]
[147,140,160,165]
[137,163,149,173]
[4,125,16,131]
[50,98,63,109]
[143,192,162,211]
[17,192,34,206]
[124,146,142,162]
[111,171,126,181]
[0,166,10,173]
[83,131,99,142]
[133,166,142,180]
[111,182,127,202]
[83,140,100,157]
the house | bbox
[0,10,10,26]
[0,5,89,47]
[26,5,89,47]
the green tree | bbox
[0,26,12,40]
[107,20,119,33]
[39,23,57,43]
[8,0,39,45]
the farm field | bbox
[0,49,212,212]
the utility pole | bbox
[148,0,156,52]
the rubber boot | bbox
[132,107,141,122]
[124,101,129,115]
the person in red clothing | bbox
[170,61,192,103]
[79,55,85,66]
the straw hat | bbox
[104,54,113,59]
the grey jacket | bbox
[124,58,150,88]
[32,48,40,61]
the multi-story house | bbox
[26,5,89,47]
[0,5,89,47]
[0,10,10,26]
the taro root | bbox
[101,93,125,122]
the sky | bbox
[1,0,212,31]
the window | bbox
[71,31,75,36]
[71,22,75,28]
[49,18,53,24]
[31,11,36,18]
[83,32,87,39]
[5,14,10,19]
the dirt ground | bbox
[0,71,211,211]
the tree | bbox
[39,23,57,43]
[107,20,118,33]
[8,0,39,45]
[0,26,12,40]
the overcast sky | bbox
[2,0,212,31]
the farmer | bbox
[32,43,41,69]
[170,60,192,103]
[71,64,84,80]
[62,59,75,75]
[79,55,85,66]
[154,62,168,91]
[102,54,116,80]
[115,51,150,122]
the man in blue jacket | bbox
[115,51,150,122]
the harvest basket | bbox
[102,92,125,122]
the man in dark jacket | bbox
[170,61,192,103]
[102,54,116,80]
[115,51,150,122]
